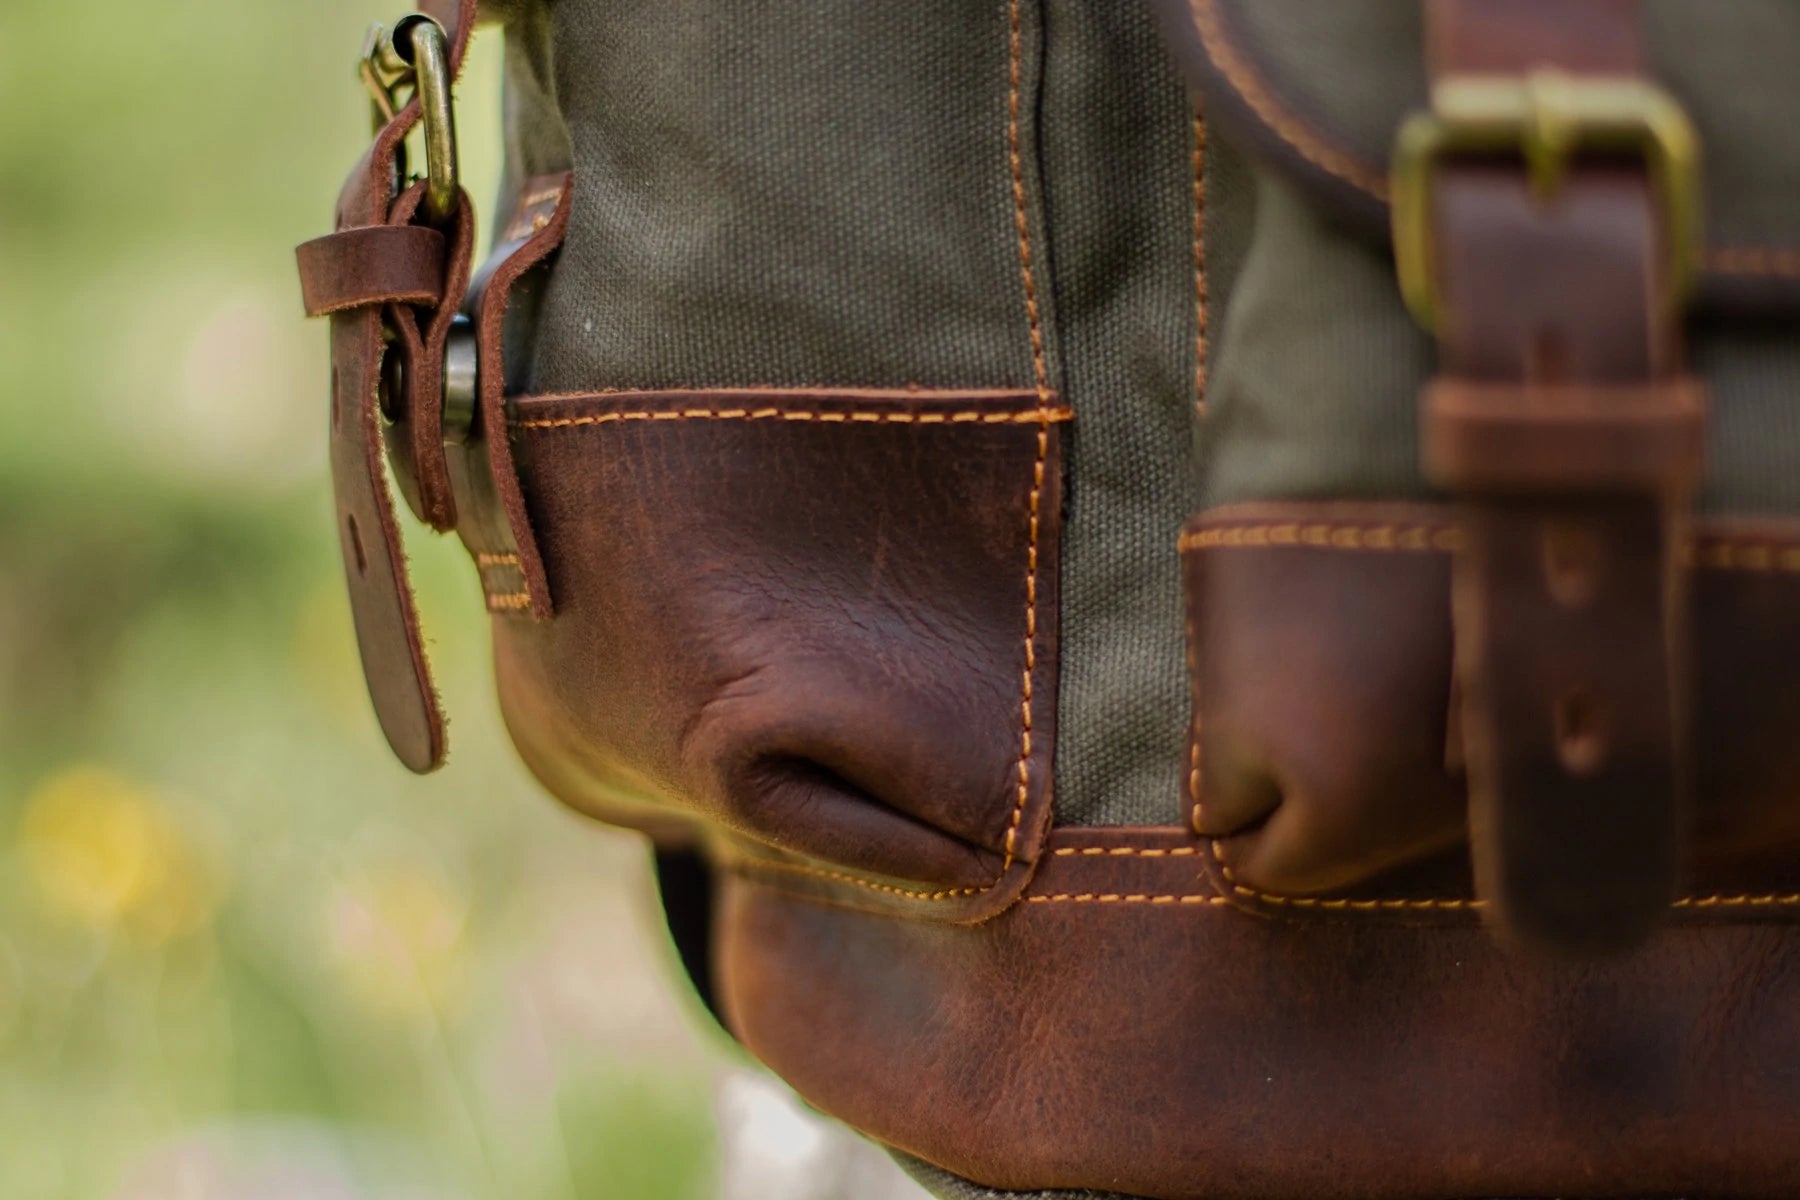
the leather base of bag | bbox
[715,825,1800,1200]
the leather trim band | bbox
[718,823,1800,1200]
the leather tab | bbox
[297,225,445,317]
[456,174,574,619]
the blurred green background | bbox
[0,4,870,1197]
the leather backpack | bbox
[298,1,1800,1196]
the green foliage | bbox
[0,4,720,1197]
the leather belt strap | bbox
[1421,0,1705,953]
[294,0,479,773]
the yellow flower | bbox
[325,857,469,1019]
[17,766,219,943]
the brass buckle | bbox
[360,15,461,225]
[1392,71,1701,333]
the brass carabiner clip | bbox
[360,15,461,226]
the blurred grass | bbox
[0,3,724,1197]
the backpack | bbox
[297,1,1800,1196]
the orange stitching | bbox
[1052,846,1201,858]
[515,407,1073,431]
[1192,110,1209,416]
[1026,893,1229,906]
[516,386,1047,401]
[1183,519,1206,831]
[1188,0,1388,199]
[1705,246,1800,279]
[1213,845,1800,913]
[1687,541,1800,574]
[1674,892,1800,909]
[475,553,520,568]
[1180,522,1460,554]
[728,856,985,901]
[1002,0,1054,870]
[485,592,531,612]
[1181,522,1800,572]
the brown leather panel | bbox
[490,389,1068,920]
[1184,501,1800,917]
[1184,503,1462,894]
[719,832,1800,1200]
[1424,378,1706,493]
[296,224,445,317]
[1427,0,1645,77]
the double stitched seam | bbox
[514,407,1073,430]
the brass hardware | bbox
[359,15,461,225]
[442,315,479,443]
[1392,71,1702,333]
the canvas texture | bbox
[482,2,1800,1196]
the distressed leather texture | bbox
[490,387,1069,919]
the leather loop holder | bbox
[293,0,479,773]
[1419,0,1707,954]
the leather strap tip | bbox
[1423,378,1707,495]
